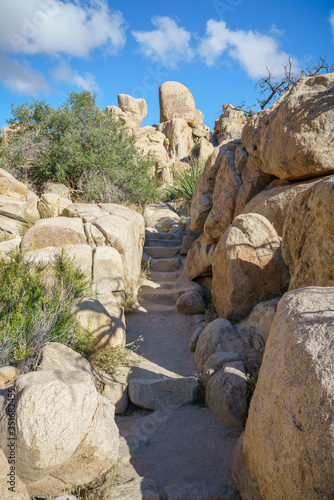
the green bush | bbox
[164,160,204,205]
[1,91,161,206]
[0,249,91,372]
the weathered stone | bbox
[93,205,145,294]
[62,203,109,222]
[129,376,197,410]
[282,175,334,289]
[188,326,204,352]
[43,182,72,200]
[204,149,242,242]
[0,366,20,388]
[143,202,180,230]
[176,291,205,315]
[38,193,72,217]
[159,81,203,126]
[236,298,279,353]
[118,93,147,128]
[230,433,262,500]
[183,233,216,280]
[93,246,124,304]
[24,244,92,277]
[214,105,246,144]
[0,370,119,497]
[194,318,244,372]
[242,177,325,236]
[244,287,334,500]
[190,141,240,230]
[0,195,27,218]
[180,235,196,255]
[0,237,21,258]
[38,343,97,380]
[21,217,86,252]
[243,74,334,180]
[102,382,129,415]
[197,136,215,163]
[0,168,27,200]
[202,352,244,383]
[234,155,273,218]
[212,214,290,322]
[26,189,39,218]
[205,362,247,428]
[0,215,21,239]
[73,299,126,351]
[158,118,194,160]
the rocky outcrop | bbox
[107,94,147,129]
[236,298,279,352]
[20,217,87,251]
[230,433,262,500]
[243,287,334,500]
[194,318,245,372]
[242,177,324,236]
[143,202,180,230]
[159,81,203,126]
[242,73,334,180]
[0,168,27,200]
[175,290,205,315]
[282,175,334,290]
[212,214,290,322]
[0,370,119,497]
[203,146,242,242]
[38,193,72,217]
[205,361,247,428]
[213,104,246,144]
[128,377,198,410]
[190,142,233,230]
[157,118,194,161]
[73,299,126,350]
[183,232,216,280]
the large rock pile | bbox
[185,73,334,322]
[108,82,213,183]
[0,370,119,497]
[235,287,334,499]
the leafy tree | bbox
[1,91,160,206]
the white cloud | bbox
[132,16,194,68]
[0,55,50,95]
[1,0,126,57]
[330,9,334,39]
[52,63,99,92]
[198,20,298,78]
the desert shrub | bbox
[164,160,204,205]
[0,91,161,206]
[91,337,143,374]
[0,249,91,372]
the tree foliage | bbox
[0,91,160,206]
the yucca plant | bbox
[164,160,204,205]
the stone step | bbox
[128,376,198,410]
[144,246,180,259]
[150,257,180,272]
[141,281,180,292]
[149,270,180,282]
[145,231,176,241]
[139,288,181,306]
[145,238,182,247]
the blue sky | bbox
[0,0,333,131]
